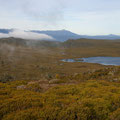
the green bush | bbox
[1,80,120,120]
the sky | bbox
[0,0,120,35]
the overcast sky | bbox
[0,0,120,35]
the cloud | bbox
[0,29,54,40]
[21,0,66,23]
[0,0,67,26]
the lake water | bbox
[61,57,120,66]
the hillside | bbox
[0,37,60,48]
[1,37,120,119]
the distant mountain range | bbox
[0,29,120,41]
[0,29,12,34]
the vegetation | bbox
[1,80,120,120]
[1,38,120,119]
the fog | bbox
[0,29,54,40]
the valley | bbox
[1,38,120,120]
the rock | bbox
[17,85,26,90]
[27,81,37,85]
[113,78,119,82]
[49,79,59,84]
[108,71,114,76]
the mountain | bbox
[31,30,81,41]
[84,34,120,40]
[0,29,120,41]
[0,29,12,34]
[27,30,120,41]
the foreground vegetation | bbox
[1,80,120,120]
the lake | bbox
[61,57,120,66]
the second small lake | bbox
[61,57,120,66]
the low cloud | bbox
[0,29,54,40]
